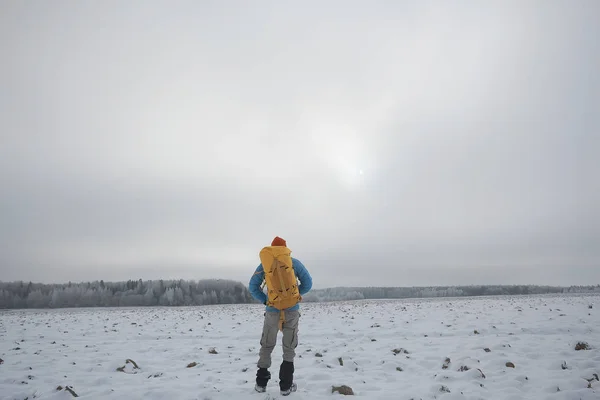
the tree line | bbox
[0,280,598,309]
[300,284,600,302]
[0,279,254,309]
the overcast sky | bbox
[1,1,598,288]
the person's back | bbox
[248,236,313,396]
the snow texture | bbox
[1,294,599,399]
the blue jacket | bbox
[249,257,312,312]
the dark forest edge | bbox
[0,279,599,309]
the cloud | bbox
[1,1,599,286]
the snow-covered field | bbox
[1,294,599,400]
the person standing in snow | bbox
[249,236,313,396]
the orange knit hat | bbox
[271,236,287,247]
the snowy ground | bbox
[1,294,599,400]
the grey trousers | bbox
[257,310,300,369]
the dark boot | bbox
[256,367,271,390]
[279,361,294,392]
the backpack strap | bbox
[273,259,289,300]
[253,270,267,291]
[278,310,286,332]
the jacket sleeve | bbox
[249,264,267,304]
[293,259,313,296]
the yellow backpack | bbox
[259,245,301,310]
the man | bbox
[249,236,313,396]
